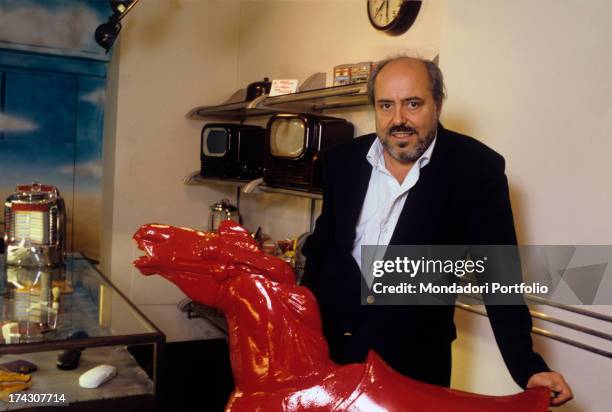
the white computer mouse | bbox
[78,364,117,388]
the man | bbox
[301,56,572,406]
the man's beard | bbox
[380,121,438,164]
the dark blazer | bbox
[301,124,549,388]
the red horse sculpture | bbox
[133,221,549,411]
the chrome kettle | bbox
[209,199,241,231]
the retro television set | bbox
[264,113,354,191]
[200,123,265,180]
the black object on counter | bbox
[246,77,271,101]
[56,330,89,370]
[56,348,82,370]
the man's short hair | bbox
[367,56,446,109]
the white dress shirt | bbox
[351,136,437,271]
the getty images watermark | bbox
[360,245,612,306]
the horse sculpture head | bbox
[133,221,295,308]
[133,221,550,412]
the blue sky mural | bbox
[0,0,109,258]
[0,63,106,192]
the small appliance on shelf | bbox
[209,199,242,232]
[245,77,272,101]
[200,123,266,180]
[3,182,66,267]
[263,113,354,192]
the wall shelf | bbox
[182,171,248,188]
[186,82,369,120]
[258,185,322,200]
[183,171,322,200]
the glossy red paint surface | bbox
[133,221,549,411]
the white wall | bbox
[439,0,612,245]
[101,0,242,342]
[440,1,612,410]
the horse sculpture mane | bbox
[133,221,550,412]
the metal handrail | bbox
[458,294,612,342]
[456,303,612,359]
[528,308,612,341]
[524,294,612,323]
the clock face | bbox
[367,0,422,35]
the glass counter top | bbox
[0,254,163,354]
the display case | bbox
[0,255,164,411]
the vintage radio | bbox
[264,113,354,191]
[3,182,66,267]
[200,123,266,180]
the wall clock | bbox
[367,0,422,36]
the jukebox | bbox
[3,182,66,268]
[2,183,67,343]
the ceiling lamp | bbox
[95,0,141,53]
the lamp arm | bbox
[115,0,141,22]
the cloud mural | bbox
[0,113,38,132]
[81,88,106,106]
[58,159,103,179]
[0,0,104,53]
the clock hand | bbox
[374,0,387,20]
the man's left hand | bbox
[527,371,573,406]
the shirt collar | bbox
[366,130,437,173]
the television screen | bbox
[270,117,305,158]
[203,129,228,157]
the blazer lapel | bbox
[341,135,374,247]
[389,124,450,245]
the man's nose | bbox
[392,106,406,125]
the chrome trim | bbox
[525,294,612,323]
[531,327,612,359]
[264,83,367,105]
[316,123,323,152]
[182,172,247,188]
[183,172,323,199]
[528,308,612,341]
[312,94,369,111]
[309,199,317,232]
[458,294,612,341]
[246,94,268,109]
[186,83,369,120]
[258,186,322,200]
[5,244,64,268]
[456,303,612,359]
